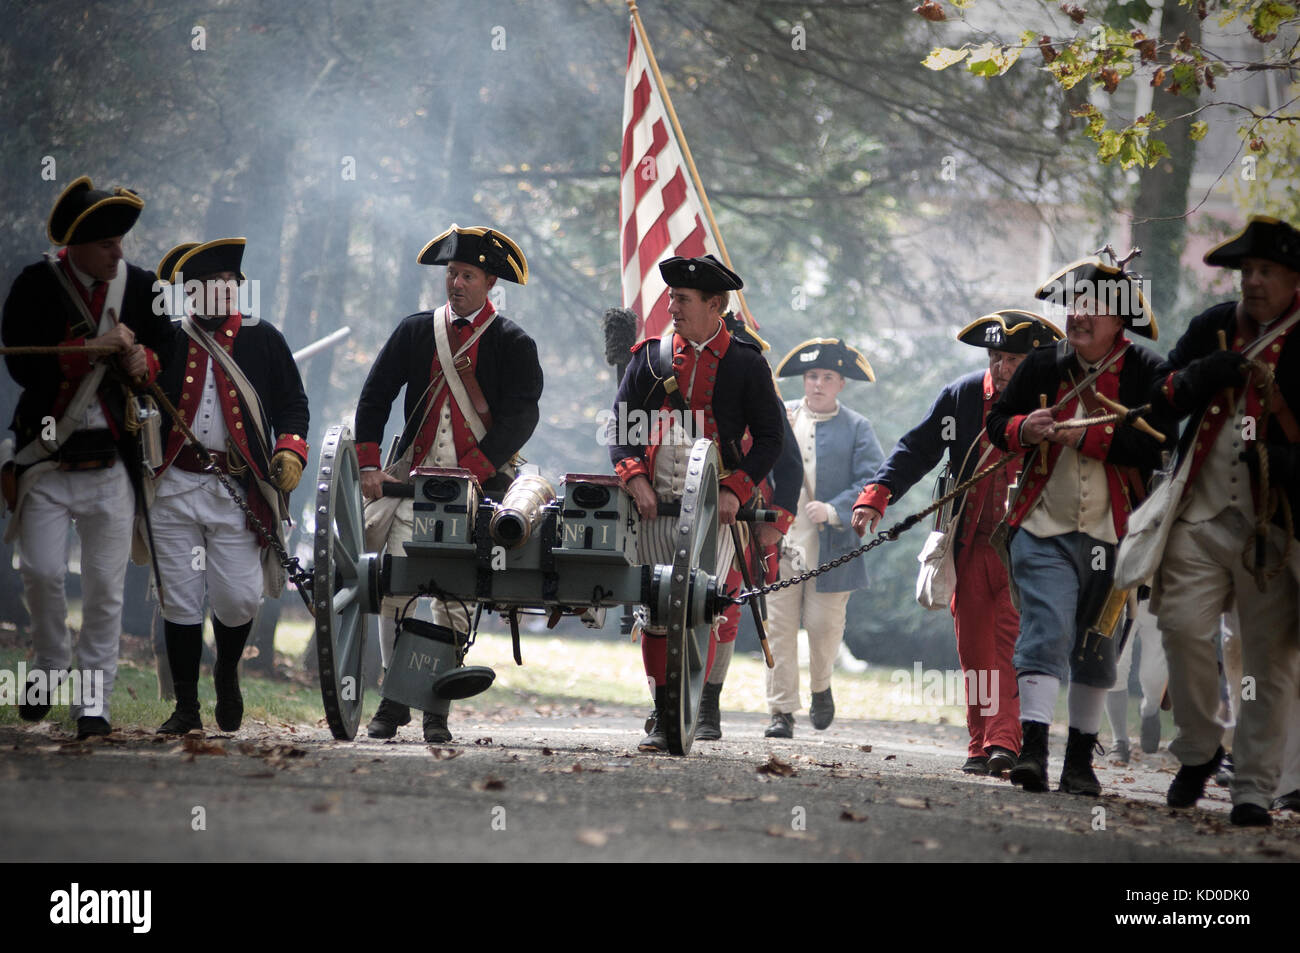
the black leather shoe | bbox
[1139,713,1161,753]
[1214,752,1234,787]
[638,686,670,752]
[1113,738,1131,765]
[367,698,412,739]
[1271,790,1300,812]
[157,706,203,735]
[1009,721,1049,792]
[18,675,52,722]
[76,716,112,740]
[1229,803,1272,827]
[764,712,794,739]
[1167,746,1225,808]
[1058,727,1103,796]
[695,683,722,741]
[986,746,1017,776]
[809,688,835,730]
[962,756,989,775]
[423,711,452,744]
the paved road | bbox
[2,703,1297,863]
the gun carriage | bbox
[310,424,755,755]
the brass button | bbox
[234,422,242,429]
[185,376,194,383]
[189,361,197,369]
[1211,406,1220,414]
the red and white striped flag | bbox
[619,22,722,340]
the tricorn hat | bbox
[658,254,744,293]
[1203,216,1300,273]
[47,176,144,246]
[161,238,247,283]
[776,338,874,382]
[957,309,1064,353]
[418,224,528,284]
[1035,258,1158,340]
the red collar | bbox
[674,320,731,360]
[983,369,995,400]
[448,299,496,330]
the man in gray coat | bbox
[763,338,883,737]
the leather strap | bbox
[657,334,687,413]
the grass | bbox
[1,615,1175,740]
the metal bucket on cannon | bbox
[382,618,496,712]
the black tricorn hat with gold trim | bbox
[1204,216,1300,273]
[659,254,744,292]
[1034,258,1158,340]
[957,309,1063,353]
[161,238,247,283]
[47,176,144,246]
[776,338,874,382]
[418,224,528,284]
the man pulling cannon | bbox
[356,225,542,743]
[608,254,785,752]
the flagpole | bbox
[626,0,764,344]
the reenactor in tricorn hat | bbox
[1145,216,1300,826]
[758,338,883,739]
[1,176,170,738]
[150,238,309,735]
[609,254,786,752]
[355,224,543,744]
[854,310,1062,773]
[985,258,1173,798]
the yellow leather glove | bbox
[270,450,304,493]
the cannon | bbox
[309,424,737,754]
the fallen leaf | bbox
[1005,843,1026,855]
[913,837,941,849]
[668,819,692,831]
[428,747,463,760]
[858,745,873,753]
[576,829,608,847]
[541,747,555,756]
[895,796,930,810]
[756,755,797,777]
[884,755,897,761]
[759,794,779,803]
[472,777,505,791]
[181,735,227,756]
[765,826,814,840]
[474,737,494,746]
[839,811,868,823]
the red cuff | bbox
[614,456,649,486]
[854,483,890,516]
[58,336,93,379]
[462,447,497,483]
[275,433,309,464]
[1005,414,1030,454]
[1077,420,1114,460]
[720,470,756,502]
[771,506,796,535]
[141,347,161,384]
[357,441,381,469]
[1160,371,1177,407]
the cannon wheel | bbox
[663,438,721,755]
[313,425,369,740]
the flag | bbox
[619,22,722,340]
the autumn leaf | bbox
[1038,36,1058,64]
[895,796,931,809]
[1189,120,1209,141]
[1098,67,1120,93]
[967,42,1022,77]
[1060,3,1087,24]
[923,46,970,71]
[915,1,947,22]
[1151,66,1166,87]
[839,810,869,822]
[1135,39,1157,63]
[756,754,798,777]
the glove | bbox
[269,450,304,493]
[1174,350,1248,407]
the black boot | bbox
[367,696,412,739]
[695,683,723,740]
[159,681,202,734]
[638,686,670,752]
[212,617,253,732]
[423,707,452,743]
[1167,746,1225,808]
[1009,720,1049,792]
[1058,727,1103,796]
[158,621,203,734]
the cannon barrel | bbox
[489,474,557,549]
